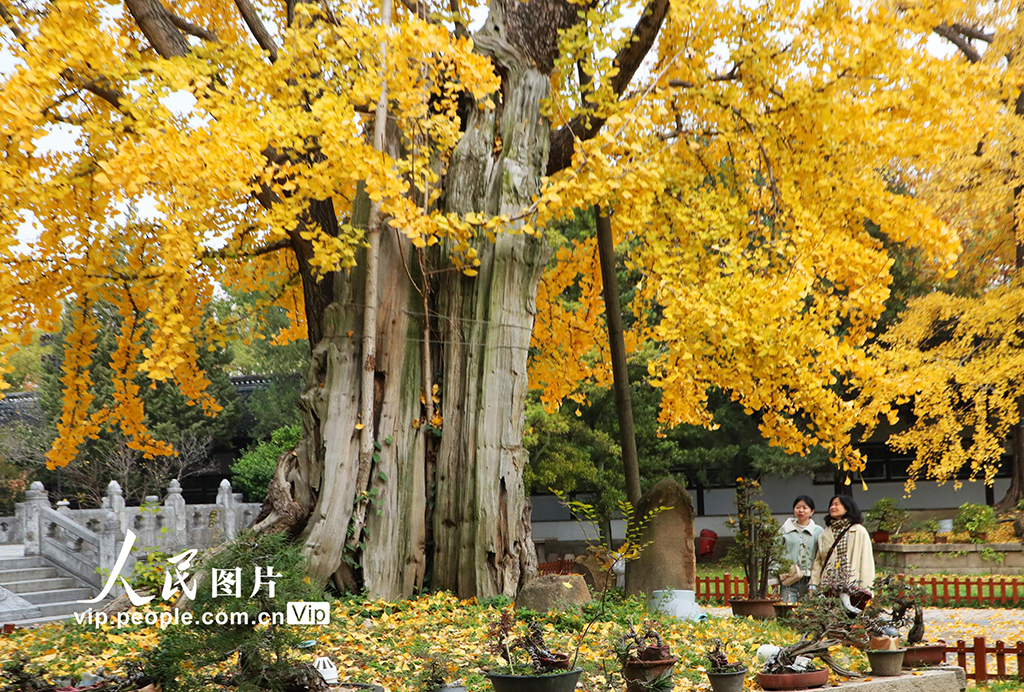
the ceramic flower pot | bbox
[903,643,946,668]
[756,669,829,690]
[866,648,906,676]
[649,589,704,621]
[707,666,746,692]
[728,598,777,619]
[486,667,582,692]
[622,656,677,692]
[871,530,891,543]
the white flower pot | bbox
[649,589,705,621]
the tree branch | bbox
[124,0,191,58]
[667,66,742,89]
[234,0,278,62]
[951,22,994,43]
[934,24,982,63]
[165,10,219,43]
[546,0,669,175]
[0,1,25,45]
[201,237,291,260]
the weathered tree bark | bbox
[430,0,576,597]
[595,210,642,506]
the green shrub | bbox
[230,425,301,501]
[146,531,327,691]
[866,497,909,533]
[954,503,997,541]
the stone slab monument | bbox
[625,477,696,596]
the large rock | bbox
[515,574,591,612]
[573,545,616,592]
[625,478,696,596]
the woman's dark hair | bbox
[793,495,816,512]
[825,494,863,526]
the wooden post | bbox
[954,576,961,605]
[995,640,1007,678]
[957,640,968,673]
[1016,641,1024,681]
[974,637,988,685]
[723,573,732,603]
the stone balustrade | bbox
[0,479,262,581]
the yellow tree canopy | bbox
[530,0,991,475]
[854,0,1024,500]
[0,0,989,477]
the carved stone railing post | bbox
[19,481,50,556]
[99,511,120,583]
[103,480,127,535]
[216,479,238,541]
[164,479,187,549]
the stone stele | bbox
[625,477,696,596]
[515,574,592,612]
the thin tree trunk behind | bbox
[595,210,641,507]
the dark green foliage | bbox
[230,425,301,501]
[724,479,785,600]
[146,531,327,691]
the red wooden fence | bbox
[693,573,1024,606]
[947,637,1024,682]
[537,559,574,575]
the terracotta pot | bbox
[773,603,798,618]
[973,532,988,543]
[934,535,948,544]
[486,668,582,692]
[707,666,746,692]
[903,643,947,668]
[866,649,906,676]
[622,656,677,692]
[756,669,829,690]
[729,598,777,619]
[872,530,891,543]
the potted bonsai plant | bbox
[866,575,945,669]
[484,610,581,692]
[725,478,785,618]
[705,639,746,692]
[614,620,677,692]
[955,503,997,543]
[866,497,909,543]
[417,652,466,692]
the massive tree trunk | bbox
[257,0,572,598]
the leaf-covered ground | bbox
[0,591,875,691]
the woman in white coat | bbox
[809,494,875,599]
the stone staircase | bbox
[0,554,104,627]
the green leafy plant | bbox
[230,425,301,501]
[980,548,1006,565]
[954,503,996,542]
[866,498,909,534]
[146,530,329,691]
[724,478,785,600]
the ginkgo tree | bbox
[854,1,1024,510]
[0,0,987,599]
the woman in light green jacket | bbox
[777,495,823,603]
